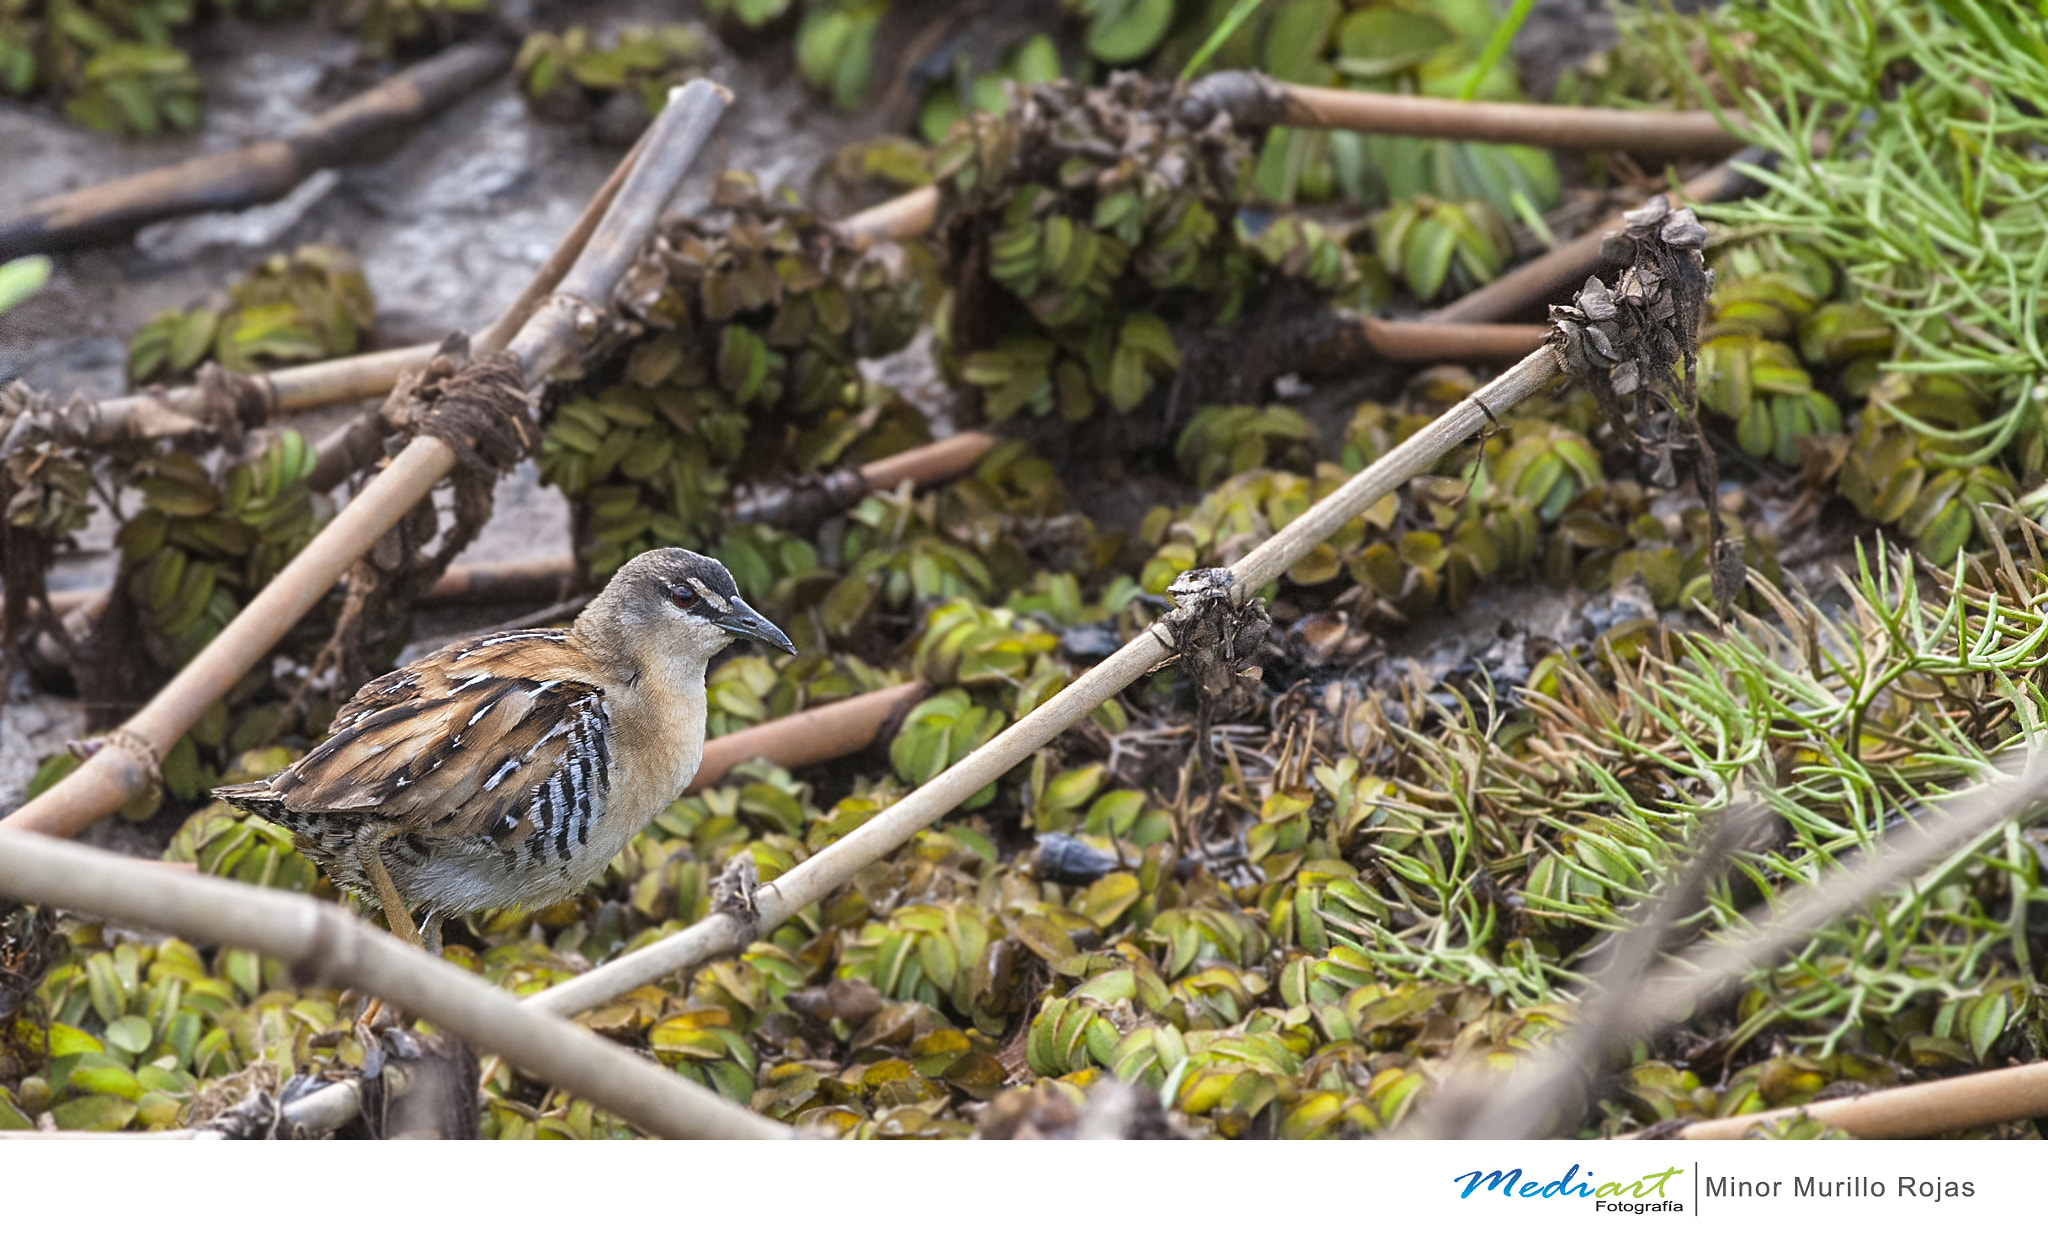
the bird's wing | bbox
[266,630,614,843]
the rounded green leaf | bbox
[1087,0,1175,65]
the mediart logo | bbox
[1451,1165,1685,1213]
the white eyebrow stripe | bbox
[688,577,732,612]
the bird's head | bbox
[578,547,796,671]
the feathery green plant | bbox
[1349,538,2048,1054]
[1658,0,2048,468]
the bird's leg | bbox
[355,826,423,948]
[420,913,443,956]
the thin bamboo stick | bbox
[22,345,440,450]
[528,345,1564,1018]
[475,125,652,360]
[728,430,1000,527]
[0,42,513,261]
[837,81,1744,248]
[0,828,784,1139]
[1430,155,1762,324]
[303,128,654,492]
[1274,80,1744,158]
[685,681,926,793]
[39,553,576,618]
[839,185,939,246]
[393,554,578,608]
[1677,1061,2048,1140]
[1359,319,1544,364]
[857,431,997,491]
[0,82,733,840]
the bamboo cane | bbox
[1,344,443,455]
[38,553,575,618]
[527,344,1565,1018]
[836,80,1744,247]
[1269,79,1744,158]
[301,128,654,492]
[838,186,939,248]
[0,828,784,1139]
[1676,1061,2048,1140]
[685,680,926,794]
[1430,154,1763,324]
[475,125,652,360]
[0,82,733,840]
[1359,319,1544,363]
[0,41,515,262]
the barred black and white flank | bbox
[216,548,794,950]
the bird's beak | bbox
[715,597,796,656]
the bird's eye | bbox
[669,584,700,611]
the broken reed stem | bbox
[0,41,513,262]
[1675,1060,2048,1140]
[843,83,1739,251]
[528,346,1564,1017]
[1431,154,1762,324]
[304,128,652,492]
[475,128,651,359]
[683,681,927,794]
[839,185,940,246]
[0,81,732,840]
[1358,319,1544,364]
[1273,81,1745,158]
[38,552,573,618]
[0,830,784,1139]
[67,345,441,448]
[856,431,997,491]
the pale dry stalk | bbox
[0,829,783,1139]
[1676,1061,2048,1139]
